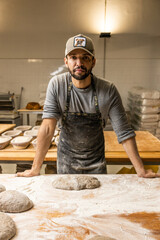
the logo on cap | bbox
[74,36,86,47]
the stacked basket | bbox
[127,87,160,139]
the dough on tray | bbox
[0,190,33,213]
[52,175,100,190]
[0,212,16,240]
[0,184,6,193]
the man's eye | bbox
[83,56,90,61]
[71,56,77,60]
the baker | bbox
[17,34,160,178]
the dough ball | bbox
[52,175,100,190]
[89,236,116,240]
[0,212,16,240]
[0,184,6,193]
[0,190,33,213]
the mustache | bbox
[73,66,87,72]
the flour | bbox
[0,174,159,240]
[89,236,116,240]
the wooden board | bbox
[104,131,160,152]
[0,124,16,134]
[18,108,43,113]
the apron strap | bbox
[91,74,100,114]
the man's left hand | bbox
[138,169,160,178]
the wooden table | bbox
[17,109,43,125]
[0,124,16,134]
[0,131,159,165]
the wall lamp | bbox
[99,32,111,38]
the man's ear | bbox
[64,57,68,67]
[92,58,96,68]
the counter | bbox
[0,174,160,239]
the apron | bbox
[57,75,106,174]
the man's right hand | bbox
[16,168,40,177]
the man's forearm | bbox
[121,137,146,177]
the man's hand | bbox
[138,168,160,178]
[16,168,40,177]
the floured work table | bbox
[0,131,160,165]
[0,174,160,239]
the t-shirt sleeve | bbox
[108,84,136,143]
[42,78,61,120]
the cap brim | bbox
[65,47,94,57]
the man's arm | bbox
[17,118,57,177]
[122,137,160,178]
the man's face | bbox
[64,49,96,80]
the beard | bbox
[68,66,92,80]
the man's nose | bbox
[76,57,83,66]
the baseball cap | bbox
[65,34,95,57]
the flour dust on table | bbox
[89,236,116,240]
[0,212,16,240]
[0,190,33,213]
[52,175,101,190]
[0,184,6,193]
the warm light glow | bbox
[28,59,43,63]
[105,12,116,33]
[95,2,119,34]
[96,1,130,34]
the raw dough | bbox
[0,212,16,240]
[52,175,100,190]
[89,236,116,240]
[0,190,33,213]
[0,184,6,193]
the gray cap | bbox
[65,34,95,57]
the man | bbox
[17,34,160,178]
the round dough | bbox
[89,236,116,240]
[0,212,16,240]
[0,184,6,193]
[52,175,100,190]
[0,190,33,213]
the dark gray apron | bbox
[57,75,106,174]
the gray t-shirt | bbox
[43,72,135,143]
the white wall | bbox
[0,0,160,125]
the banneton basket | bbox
[14,125,32,132]
[0,136,12,150]
[11,136,33,150]
[31,138,37,149]
[32,126,40,131]
[2,130,22,138]
[24,130,39,138]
